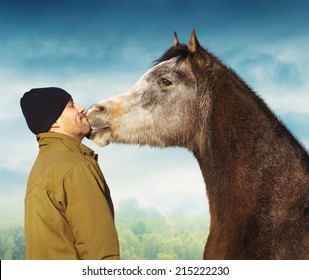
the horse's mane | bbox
[154,44,190,66]
[154,40,309,160]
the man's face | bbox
[55,99,91,140]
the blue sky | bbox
[1,0,309,225]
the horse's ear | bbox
[188,29,209,70]
[188,29,201,54]
[173,32,180,47]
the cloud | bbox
[214,35,309,115]
[94,144,208,214]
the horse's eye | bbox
[158,78,172,86]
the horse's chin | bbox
[88,128,111,147]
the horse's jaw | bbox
[87,127,111,147]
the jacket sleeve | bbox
[63,162,120,260]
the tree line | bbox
[0,201,209,260]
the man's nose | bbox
[75,103,85,112]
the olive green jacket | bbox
[24,132,120,260]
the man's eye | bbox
[158,78,172,86]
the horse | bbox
[86,30,309,259]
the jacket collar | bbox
[37,132,98,159]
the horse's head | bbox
[87,30,212,149]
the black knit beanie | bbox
[20,87,72,135]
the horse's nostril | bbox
[97,105,107,113]
[86,104,108,117]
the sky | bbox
[1,0,309,226]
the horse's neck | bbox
[194,78,308,225]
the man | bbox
[20,87,120,260]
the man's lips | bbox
[80,113,88,120]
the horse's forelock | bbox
[153,44,190,66]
